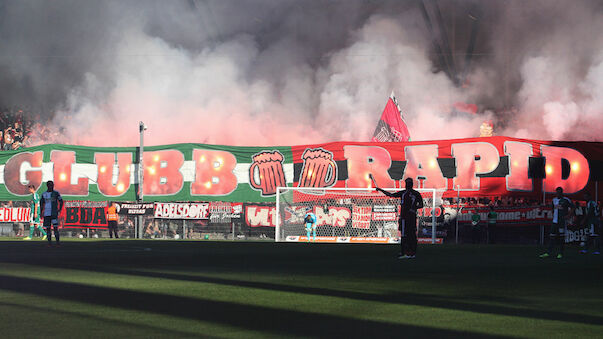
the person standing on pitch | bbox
[377,178,424,259]
[24,185,47,241]
[304,207,317,242]
[106,202,119,239]
[40,181,64,247]
[540,187,574,259]
[581,192,600,255]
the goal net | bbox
[275,187,443,244]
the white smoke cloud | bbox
[49,10,477,146]
[498,0,603,141]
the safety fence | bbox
[0,200,599,244]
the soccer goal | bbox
[275,187,442,244]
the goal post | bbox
[275,187,442,244]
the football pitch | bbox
[0,239,601,338]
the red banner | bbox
[62,201,108,228]
[292,136,603,199]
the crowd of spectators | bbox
[0,109,30,150]
[0,107,60,150]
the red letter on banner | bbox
[344,146,394,188]
[143,150,184,195]
[4,151,44,195]
[191,149,237,195]
[95,153,132,196]
[541,145,589,193]
[504,141,533,192]
[451,142,500,191]
[403,145,447,189]
[51,151,88,195]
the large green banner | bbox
[0,143,293,202]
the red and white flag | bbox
[371,92,410,142]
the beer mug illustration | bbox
[298,148,338,187]
[249,151,287,196]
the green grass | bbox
[0,238,601,338]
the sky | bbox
[0,0,602,146]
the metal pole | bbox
[431,190,436,244]
[232,221,235,241]
[183,220,186,240]
[138,121,146,239]
[275,187,280,242]
[541,186,546,246]
[455,185,460,244]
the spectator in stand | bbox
[487,205,498,244]
[145,221,161,239]
[125,218,135,238]
[574,201,585,228]
[3,129,13,150]
[582,192,600,255]
[7,201,24,237]
[471,210,481,244]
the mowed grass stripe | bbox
[3,261,601,331]
[0,264,601,339]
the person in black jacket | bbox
[376,178,424,259]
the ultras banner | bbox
[62,201,108,229]
[154,203,210,219]
[116,203,155,215]
[0,137,601,202]
[0,207,30,222]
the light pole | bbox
[138,121,147,239]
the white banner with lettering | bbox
[154,203,210,219]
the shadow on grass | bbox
[28,262,603,328]
[0,301,212,338]
[1,240,602,328]
[0,274,510,338]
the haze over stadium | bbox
[0,0,602,146]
